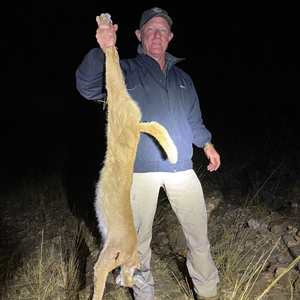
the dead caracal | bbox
[92,13,178,300]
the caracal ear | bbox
[133,269,148,285]
[135,29,142,42]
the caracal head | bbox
[115,267,148,287]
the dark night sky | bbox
[1,0,300,179]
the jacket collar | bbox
[137,44,185,70]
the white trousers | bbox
[130,170,219,299]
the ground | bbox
[1,176,300,300]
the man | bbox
[76,7,220,300]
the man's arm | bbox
[75,23,118,101]
[186,79,212,147]
[75,48,107,101]
[186,78,221,171]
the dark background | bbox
[1,0,299,209]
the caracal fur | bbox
[92,14,178,300]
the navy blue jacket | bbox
[76,45,212,173]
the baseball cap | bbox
[139,7,173,29]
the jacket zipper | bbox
[165,75,177,173]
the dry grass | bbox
[169,270,194,300]
[256,255,300,300]
[209,204,299,299]
[14,232,81,299]
[0,173,90,300]
[1,163,299,299]
[3,224,86,300]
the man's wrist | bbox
[203,142,213,149]
[203,142,214,156]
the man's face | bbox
[135,17,174,60]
